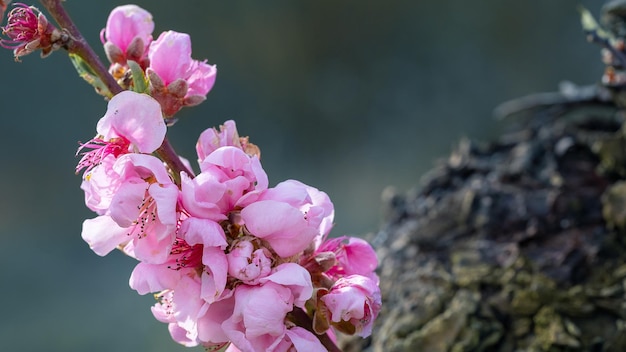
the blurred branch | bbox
[493,81,615,119]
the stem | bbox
[291,307,342,352]
[39,0,122,95]
[155,137,195,184]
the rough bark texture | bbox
[341,95,626,351]
[337,3,626,350]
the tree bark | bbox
[341,84,626,351]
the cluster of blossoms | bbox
[100,5,216,118]
[74,4,380,352]
[2,2,381,351]
[78,95,381,350]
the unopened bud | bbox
[167,78,188,98]
[125,35,145,63]
[103,42,124,66]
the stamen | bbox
[167,238,203,271]
[76,136,130,174]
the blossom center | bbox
[168,238,203,271]
[76,136,130,174]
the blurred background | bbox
[0,0,602,351]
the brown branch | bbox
[39,0,122,95]
[155,137,195,185]
[291,307,341,352]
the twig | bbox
[39,0,122,95]
[155,137,195,183]
[291,307,342,352]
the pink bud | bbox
[148,31,193,86]
[147,30,217,116]
[317,236,378,281]
[227,240,272,284]
[320,275,381,337]
[102,5,153,57]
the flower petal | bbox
[96,91,166,153]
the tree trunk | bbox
[341,81,626,351]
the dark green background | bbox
[0,1,600,351]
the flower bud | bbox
[147,30,217,118]
[319,275,381,337]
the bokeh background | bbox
[0,0,602,351]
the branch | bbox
[290,307,341,352]
[39,0,122,95]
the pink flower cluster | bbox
[78,90,381,351]
[0,1,381,350]
[101,5,216,117]
[70,4,382,351]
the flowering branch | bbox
[36,0,195,183]
[2,2,382,351]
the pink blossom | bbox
[150,287,234,349]
[129,262,181,295]
[196,120,260,162]
[317,236,378,282]
[0,3,59,58]
[247,180,334,236]
[101,5,153,62]
[320,275,382,338]
[224,327,326,352]
[148,30,216,97]
[140,256,234,347]
[196,293,236,348]
[150,278,204,347]
[79,154,118,213]
[180,171,228,221]
[181,146,268,219]
[181,217,230,303]
[187,58,217,98]
[81,154,178,264]
[241,200,319,258]
[196,120,242,161]
[200,146,268,196]
[129,216,230,301]
[96,91,165,153]
[1,4,39,48]
[222,282,294,351]
[76,91,165,175]
[148,31,191,85]
[285,327,327,351]
[227,240,272,284]
[258,263,313,308]
[146,30,217,117]
[240,180,334,257]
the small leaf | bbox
[127,60,149,94]
[68,53,113,98]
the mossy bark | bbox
[342,95,626,351]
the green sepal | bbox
[68,53,113,99]
[128,60,149,94]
